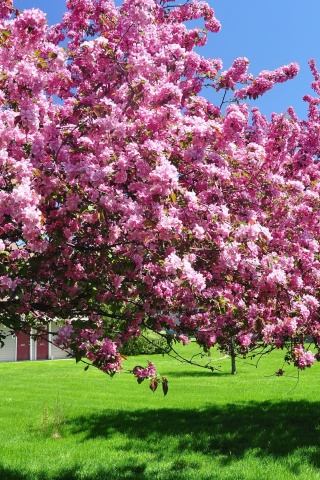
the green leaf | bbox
[75,351,83,363]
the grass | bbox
[0,342,320,479]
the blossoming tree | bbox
[1,0,320,392]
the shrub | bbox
[120,332,169,356]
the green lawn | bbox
[0,342,320,479]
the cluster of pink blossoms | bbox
[1,0,320,391]
[292,345,315,370]
[219,57,250,90]
[235,63,300,99]
[133,362,156,380]
[52,324,74,348]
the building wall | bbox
[0,323,70,362]
[49,323,71,360]
[0,327,16,362]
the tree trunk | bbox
[230,338,237,375]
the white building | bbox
[0,323,70,362]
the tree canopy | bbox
[1,0,320,391]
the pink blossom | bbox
[236,63,299,99]
[266,268,287,287]
[193,224,205,241]
[197,330,216,347]
[219,57,250,89]
[54,325,74,347]
[178,334,190,345]
[164,252,183,275]
[0,275,17,291]
[99,338,118,356]
[133,362,156,379]
[292,345,315,370]
[182,257,206,291]
[238,334,253,347]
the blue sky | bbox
[16,0,320,120]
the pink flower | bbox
[292,345,315,370]
[182,258,206,291]
[54,325,74,347]
[178,334,190,345]
[164,252,183,275]
[238,334,252,347]
[133,362,156,379]
[266,268,287,287]
[197,330,216,347]
[99,338,118,356]
[193,224,205,241]
[219,57,250,89]
[0,275,17,291]
[236,63,299,99]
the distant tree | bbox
[1,0,320,392]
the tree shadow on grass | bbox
[66,400,320,465]
[0,465,145,480]
[0,467,77,480]
[2,401,320,479]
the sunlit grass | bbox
[0,342,320,479]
